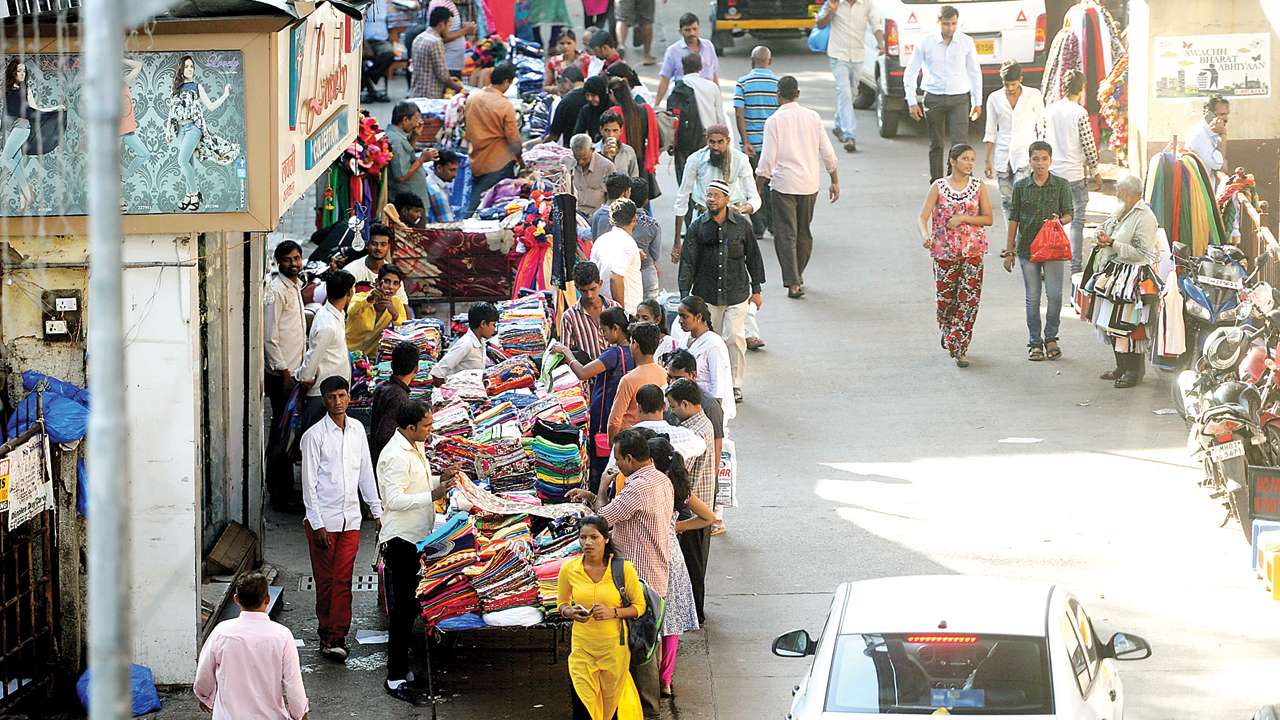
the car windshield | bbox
[825,633,1054,715]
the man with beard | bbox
[343,224,410,307]
[264,240,307,511]
[671,124,760,263]
[678,180,765,404]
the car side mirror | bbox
[772,629,815,658]
[1103,632,1152,661]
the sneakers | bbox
[319,641,348,662]
[385,680,420,705]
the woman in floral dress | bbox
[165,55,240,212]
[917,143,993,367]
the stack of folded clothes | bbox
[489,389,541,409]
[473,401,519,432]
[431,401,474,438]
[534,556,573,613]
[530,436,584,503]
[430,435,487,466]
[518,397,568,433]
[466,539,539,613]
[473,439,536,495]
[416,514,482,627]
[435,369,487,405]
[379,319,446,362]
[495,296,550,357]
[483,356,537,395]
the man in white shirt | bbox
[264,240,307,511]
[297,270,356,429]
[756,76,840,299]
[591,198,644,314]
[342,224,410,306]
[194,573,309,720]
[1044,69,1100,273]
[376,400,460,703]
[983,61,1045,217]
[815,0,884,153]
[671,125,761,259]
[679,52,723,133]
[430,302,499,383]
[903,5,983,182]
[1186,95,1229,174]
[300,376,383,662]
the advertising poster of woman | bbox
[2,58,66,212]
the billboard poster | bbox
[1154,33,1271,100]
[0,50,248,216]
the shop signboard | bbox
[4,433,49,531]
[277,1,361,213]
[0,50,248,216]
[1249,466,1280,522]
[1154,33,1271,100]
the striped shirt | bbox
[733,68,779,152]
[600,463,673,596]
[561,298,620,362]
[680,412,717,507]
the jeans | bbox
[1068,179,1089,272]
[641,263,660,300]
[922,93,971,182]
[996,166,1029,217]
[177,123,202,193]
[121,132,151,181]
[468,161,516,215]
[2,124,30,189]
[829,57,860,141]
[1019,258,1065,346]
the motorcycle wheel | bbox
[1220,454,1253,542]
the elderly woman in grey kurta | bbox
[1095,174,1160,388]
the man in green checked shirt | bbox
[1002,140,1074,362]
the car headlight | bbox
[1186,297,1211,321]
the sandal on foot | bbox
[956,355,970,368]
[1027,345,1046,361]
[1045,339,1062,360]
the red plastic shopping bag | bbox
[1030,218,1072,263]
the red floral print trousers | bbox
[933,257,984,358]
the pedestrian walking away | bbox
[264,240,306,512]
[1087,175,1160,389]
[368,341,420,468]
[755,75,840,299]
[297,271,356,431]
[1045,69,1101,273]
[733,46,779,240]
[376,400,461,704]
[300,376,384,662]
[556,515,645,720]
[904,5,983,182]
[918,143,993,367]
[815,0,885,153]
[465,64,522,215]
[983,61,1044,217]
[665,378,717,623]
[194,572,309,720]
[1002,140,1074,362]
[590,198,644,314]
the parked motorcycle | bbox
[1184,310,1280,539]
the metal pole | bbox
[84,0,131,717]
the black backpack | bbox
[665,80,705,157]
[610,556,665,667]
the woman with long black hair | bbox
[557,515,644,719]
[917,143,992,368]
[165,54,240,212]
[675,295,735,421]
[605,66,661,194]
[2,58,66,212]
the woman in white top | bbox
[636,299,678,362]
[675,295,736,422]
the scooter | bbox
[1171,243,1253,418]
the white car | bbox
[773,576,1151,718]
[859,0,1049,138]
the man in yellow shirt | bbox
[346,264,408,356]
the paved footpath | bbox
[157,6,1280,718]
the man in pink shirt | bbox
[194,573,309,720]
[755,76,840,300]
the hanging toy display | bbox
[1217,169,1258,242]
[1145,149,1227,257]
[1043,0,1127,142]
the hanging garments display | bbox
[1156,269,1187,359]
[1144,150,1226,256]
[1042,0,1126,141]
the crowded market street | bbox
[142,3,1280,717]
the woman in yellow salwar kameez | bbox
[557,516,646,720]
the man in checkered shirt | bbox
[665,378,716,623]
[568,428,672,715]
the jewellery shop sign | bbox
[276,1,361,213]
[0,433,53,531]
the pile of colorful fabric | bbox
[483,356,538,395]
[371,358,434,399]
[433,401,475,438]
[431,435,489,466]
[519,397,569,433]
[534,556,572,613]
[530,435,584,503]
[496,295,551,356]
[547,364,588,427]
[436,368,488,404]
[416,514,482,627]
[349,352,375,407]
[490,389,543,409]
[473,401,520,432]
[1145,149,1227,256]
[379,319,446,362]
[465,35,509,76]
[474,438,536,491]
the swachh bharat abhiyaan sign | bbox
[1154,33,1270,100]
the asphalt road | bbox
[154,6,1280,719]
